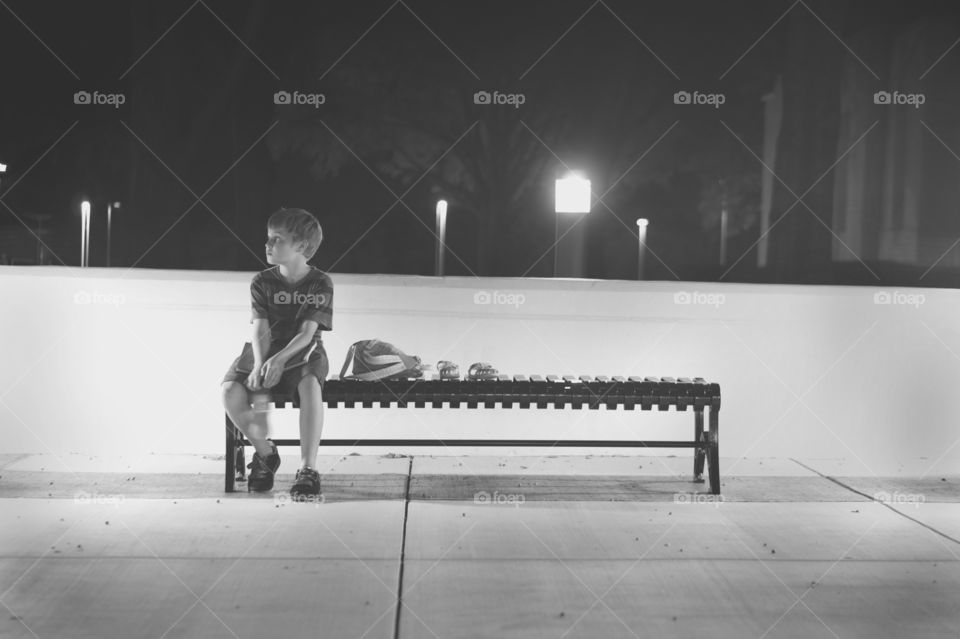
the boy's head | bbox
[265,207,323,264]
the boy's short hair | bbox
[267,207,323,260]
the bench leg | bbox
[707,405,720,495]
[225,413,235,492]
[236,435,245,483]
[225,414,248,492]
[693,407,705,483]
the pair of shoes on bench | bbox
[290,467,321,499]
[247,441,281,492]
[436,360,460,380]
[467,362,498,380]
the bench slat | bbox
[253,378,721,411]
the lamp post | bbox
[107,201,120,267]
[80,201,90,267]
[554,173,591,278]
[25,213,51,265]
[719,207,728,266]
[636,218,648,280]
[435,199,447,276]
[718,180,728,266]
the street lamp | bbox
[80,201,91,267]
[435,199,447,276]
[554,173,591,277]
[107,201,120,267]
[555,174,591,213]
[636,218,648,280]
[718,179,728,266]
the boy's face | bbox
[265,227,305,265]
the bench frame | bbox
[224,376,722,494]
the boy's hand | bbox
[245,364,264,391]
[260,355,287,388]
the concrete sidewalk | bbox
[1,455,958,638]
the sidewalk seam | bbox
[393,456,413,638]
[790,458,960,547]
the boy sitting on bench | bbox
[221,208,333,497]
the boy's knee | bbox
[221,381,248,404]
[297,375,323,397]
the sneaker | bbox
[290,467,321,499]
[247,442,280,492]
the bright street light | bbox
[107,201,121,267]
[636,218,648,280]
[554,174,591,213]
[435,199,448,276]
[81,201,91,267]
[553,173,591,277]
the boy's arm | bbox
[249,273,273,367]
[267,320,318,365]
[251,318,272,366]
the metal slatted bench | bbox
[224,375,722,494]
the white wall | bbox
[1,266,957,475]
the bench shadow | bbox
[0,471,880,502]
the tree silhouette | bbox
[266,10,681,276]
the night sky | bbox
[1,1,958,283]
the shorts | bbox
[222,343,329,403]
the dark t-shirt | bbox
[250,266,333,355]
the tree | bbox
[266,8,681,276]
[766,0,845,281]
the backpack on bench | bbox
[338,339,426,381]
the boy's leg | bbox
[296,375,324,470]
[221,381,274,458]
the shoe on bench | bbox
[247,442,280,492]
[290,467,321,499]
